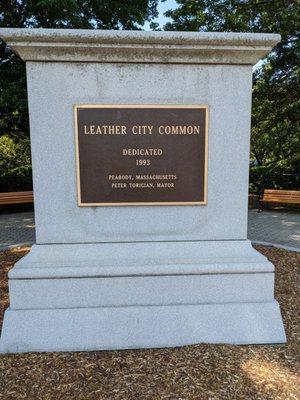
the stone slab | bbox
[6,240,276,326]
[10,240,273,277]
[0,29,281,64]
[0,301,286,354]
[9,273,274,309]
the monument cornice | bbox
[0,28,280,65]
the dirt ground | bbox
[0,245,299,400]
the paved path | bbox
[0,212,35,250]
[0,210,299,251]
[248,209,300,251]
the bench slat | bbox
[261,189,300,206]
[264,196,300,200]
[264,189,299,195]
[265,194,300,197]
[0,191,34,205]
[263,198,300,204]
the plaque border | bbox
[74,104,209,207]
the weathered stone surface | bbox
[0,28,280,64]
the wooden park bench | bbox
[259,189,300,212]
[0,191,34,205]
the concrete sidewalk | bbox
[0,212,35,250]
[248,209,300,252]
[0,209,299,251]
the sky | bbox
[143,0,178,30]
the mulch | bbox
[0,245,299,400]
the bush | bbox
[0,135,32,191]
[249,161,300,194]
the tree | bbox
[164,0,300,192]
[0,0,158,191]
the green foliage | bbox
[164,0,300,192]
[0,1,158,30]
[0,0,158,191]
[164,0,298,33]
[249,164,300,194]
[0,135,32,191]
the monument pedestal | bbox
[0,29,285,353]
[0,240,285,352]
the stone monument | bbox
[0,29,286,353]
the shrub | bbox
[0,135,32,191]
[249,161,300,194]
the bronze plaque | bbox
[74,105,208,206]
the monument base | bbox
[1,302,285,353]
[0,240,286,353]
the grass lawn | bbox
[0,246,299,400]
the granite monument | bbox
[0,29,286,353]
